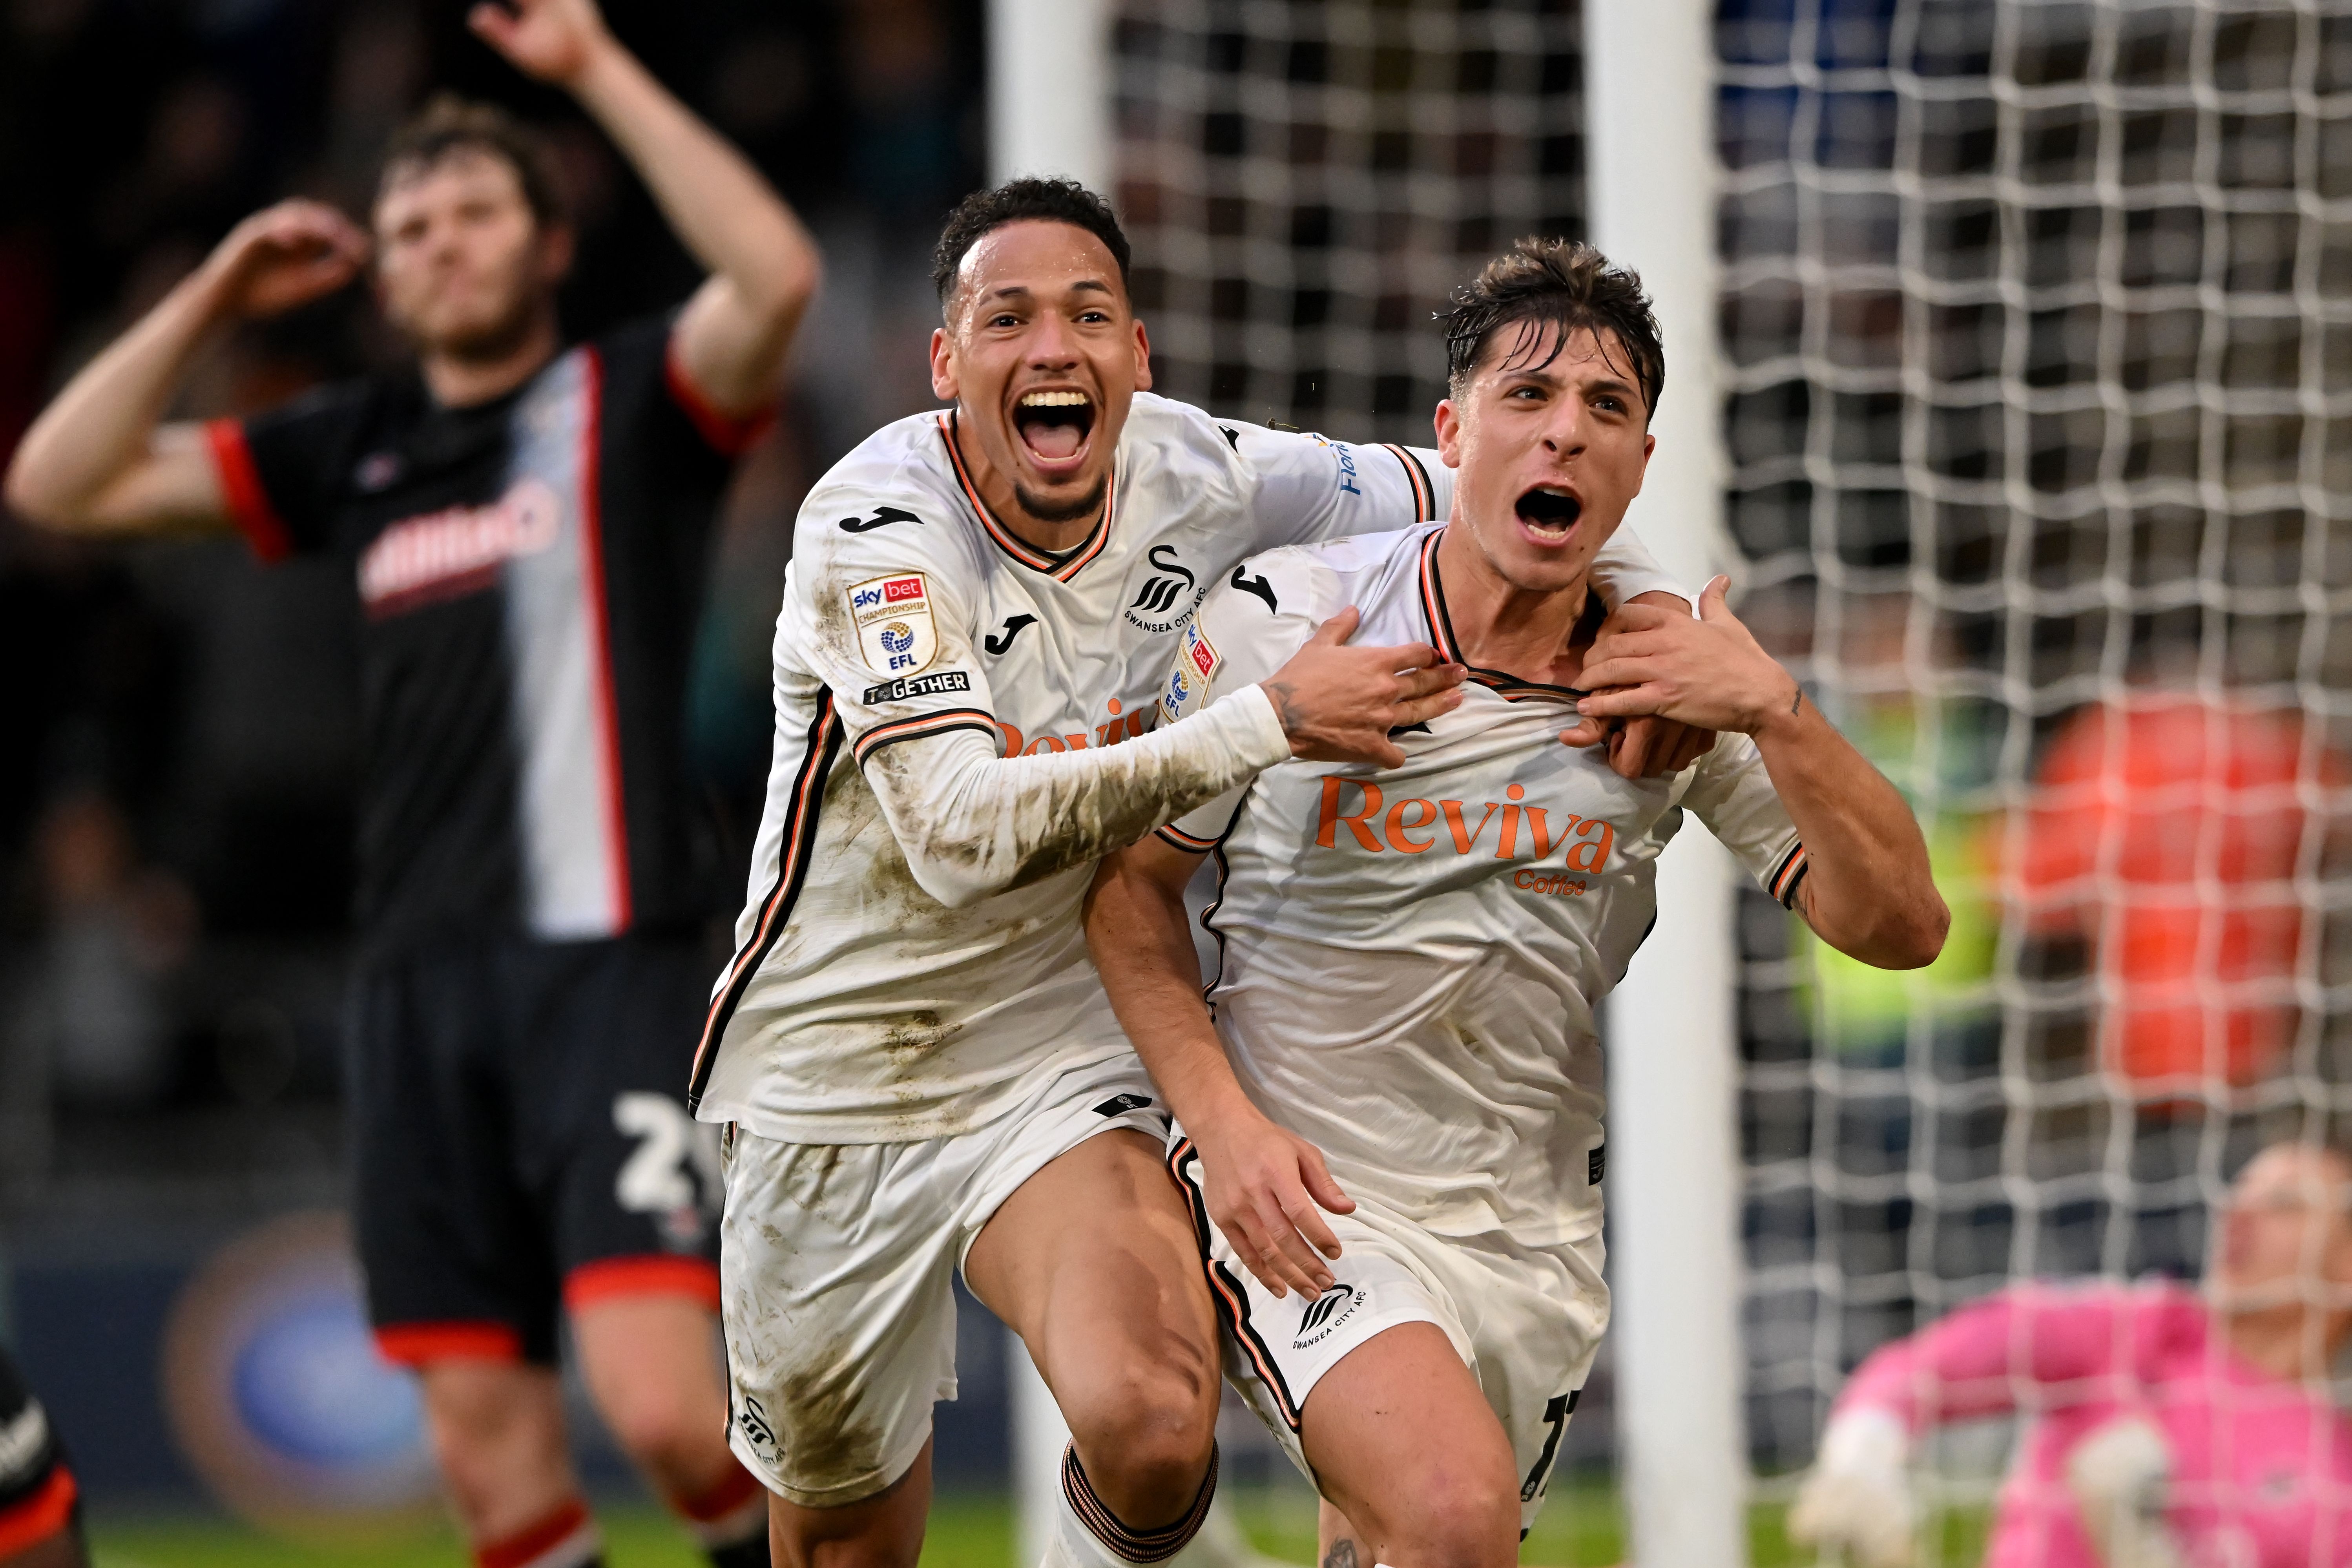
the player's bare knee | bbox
[602,1394,720,1494]
[1064,1364,1217,1521]
[421,1366,536,1456]
[765,1488,927,1568]
[1370,1470,1519,1568]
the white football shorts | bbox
[719,1053,1168,1506]
[1168,1133,1609,1534]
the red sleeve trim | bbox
[563,1253,722,1312]
[663,335,775,457]
[0,1466,77,1557]
[201,418,292,562]
[373,1320,523,1366]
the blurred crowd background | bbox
[0,0,981,1174]
[0,0,990,1503]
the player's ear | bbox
[930,326,958,402]
[1434,397,1463,467]
[536,221,575,286]
[1131,316,1153,391]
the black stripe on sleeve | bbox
[687,695,843,1111]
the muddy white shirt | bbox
[688,394,1684,1144]
[1158,524,1808,1245]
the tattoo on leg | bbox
[1322,1539,1359,1568]
[1791,688,1804,716]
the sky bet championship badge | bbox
[848,571,938,677]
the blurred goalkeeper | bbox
[1791,1139,2352,1568]
[4,2,819,1565]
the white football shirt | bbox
[688,394,1684,1144]
[1158,523,1809,1245]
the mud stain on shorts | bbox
[778,1342,894,1500]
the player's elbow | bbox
[1872,889,1949,971]
[739,243,823,334]
[3,450,73,530]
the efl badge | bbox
[848,572,938,676]
[1160,664,1192,724]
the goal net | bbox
[1113,0,2352,1555]
[1115,0,1586,443]
[1723,0,2352,1533]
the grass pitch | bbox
[88,1485,1978,1566]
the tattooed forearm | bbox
[1259,679,1303,734]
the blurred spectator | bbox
[1805,597,2004,1069]
[1793,597,2007,1328]
[2011,697,2331,1099]
[8,790,197,1111]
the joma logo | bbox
[1312,778,1615,871]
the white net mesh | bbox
[1722,3,2352,1524]
[1114,0,1584,441]
[1117,0,2352,1552]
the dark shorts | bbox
[350,931,723,1367]
[0,1345,80,1558]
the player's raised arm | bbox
[1574,575,1947,968]
[4,201,368,535]
[472,0,820,413]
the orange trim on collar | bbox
[934,411,1117,580]
[1414,529,1591,705]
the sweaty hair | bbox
[930,178,1132,317]
[1439,238,1664,421]
[378,94,567,232]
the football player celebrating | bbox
[687,183,1699,1568]
[5,2,818,1564]
[1084,238,1948,1568]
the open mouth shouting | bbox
[1011,388,1097,482]
[1514,485,1583,544]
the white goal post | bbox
[987,9,1114,1568]
[1586,2,1752,1564]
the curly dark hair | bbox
[1438,238,1664,422]
[930,178,1132,316]
[379,94,567,232]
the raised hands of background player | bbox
[467,0,613,87]
[1570,575,1803,738]
[1190,1101,1356,1299]
[1261,606,1467,769]
[198,201,369,321]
